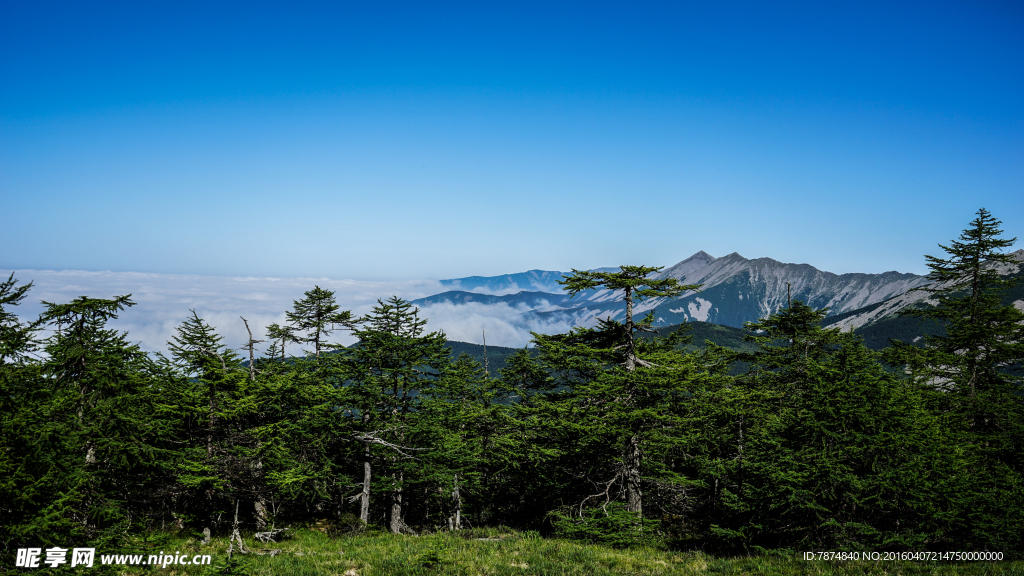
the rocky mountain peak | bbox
[687,250,717,262]
[658,250,718,279]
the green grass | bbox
[117,527,1023,576]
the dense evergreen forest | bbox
[2,209,1022,563]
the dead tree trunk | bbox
[624,434,642,515]
[254,499,268,531]
[737,415,744,499]
[227,500,249,558]
[360,449,371,523]
[624,286,637,370]
[454,474,462,529]
[622,286,643,516]
[239,317,265,382]
[482,330,489,377]
[448,474,462,530]
[351,430,422,532]
[389,471,404,534]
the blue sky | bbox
[3,0,1022,280]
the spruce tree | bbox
[0,273,39,364]
[885,208,1024,549]
[166,309,243,377]
[892,208,1023,398]
[492,348,567,529]
[419,354,495,530]
[344,296,449,532]
[37,296,170,543]
[285,286,354,358]
[558,265,699,370]
[265,322,296,360]
[0,276,52,558]
[162,312,256,530]
[536,265,702,539]
[716,301,940,550]
[251,343,352,526]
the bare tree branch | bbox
[239,316,266,381]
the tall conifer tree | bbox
[718,301,940,550]
[162,312,256,529]
[344,296,449,532]
[286,286,354,358]
[0,276,53,557]
[536,265,701,536]
[885,208,1024,549]
[38,296,169,542]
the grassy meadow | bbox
[114,527,1022,576]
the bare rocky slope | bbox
[820,249,1024,345]
[416,251,933,331]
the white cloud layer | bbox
[1,269,574,355]
[416,301,574,349]
[2,269,445,355]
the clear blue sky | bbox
[3,0,1022,280]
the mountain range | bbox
[818,249,1024,348]
[416,250,936,333]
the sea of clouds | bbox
[1,269,571,356]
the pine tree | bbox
[37,295,170,542]
[161,312,255,530]
[0,273,39,364]
[344,296,449,532]
[718,300,941,550]
[285,286,354,358]
[536,265,702,538]
[884,208,1024,549]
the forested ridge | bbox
[2,209,1022,564]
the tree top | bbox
[559,265,699,301]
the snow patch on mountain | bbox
[687,298,713,322]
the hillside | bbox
[826,249,1024,349]
[445,321,757,373]
[422,251,929,336]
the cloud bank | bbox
[415,301,575,349]
[2,269,445,355]
[1,269,576,355]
